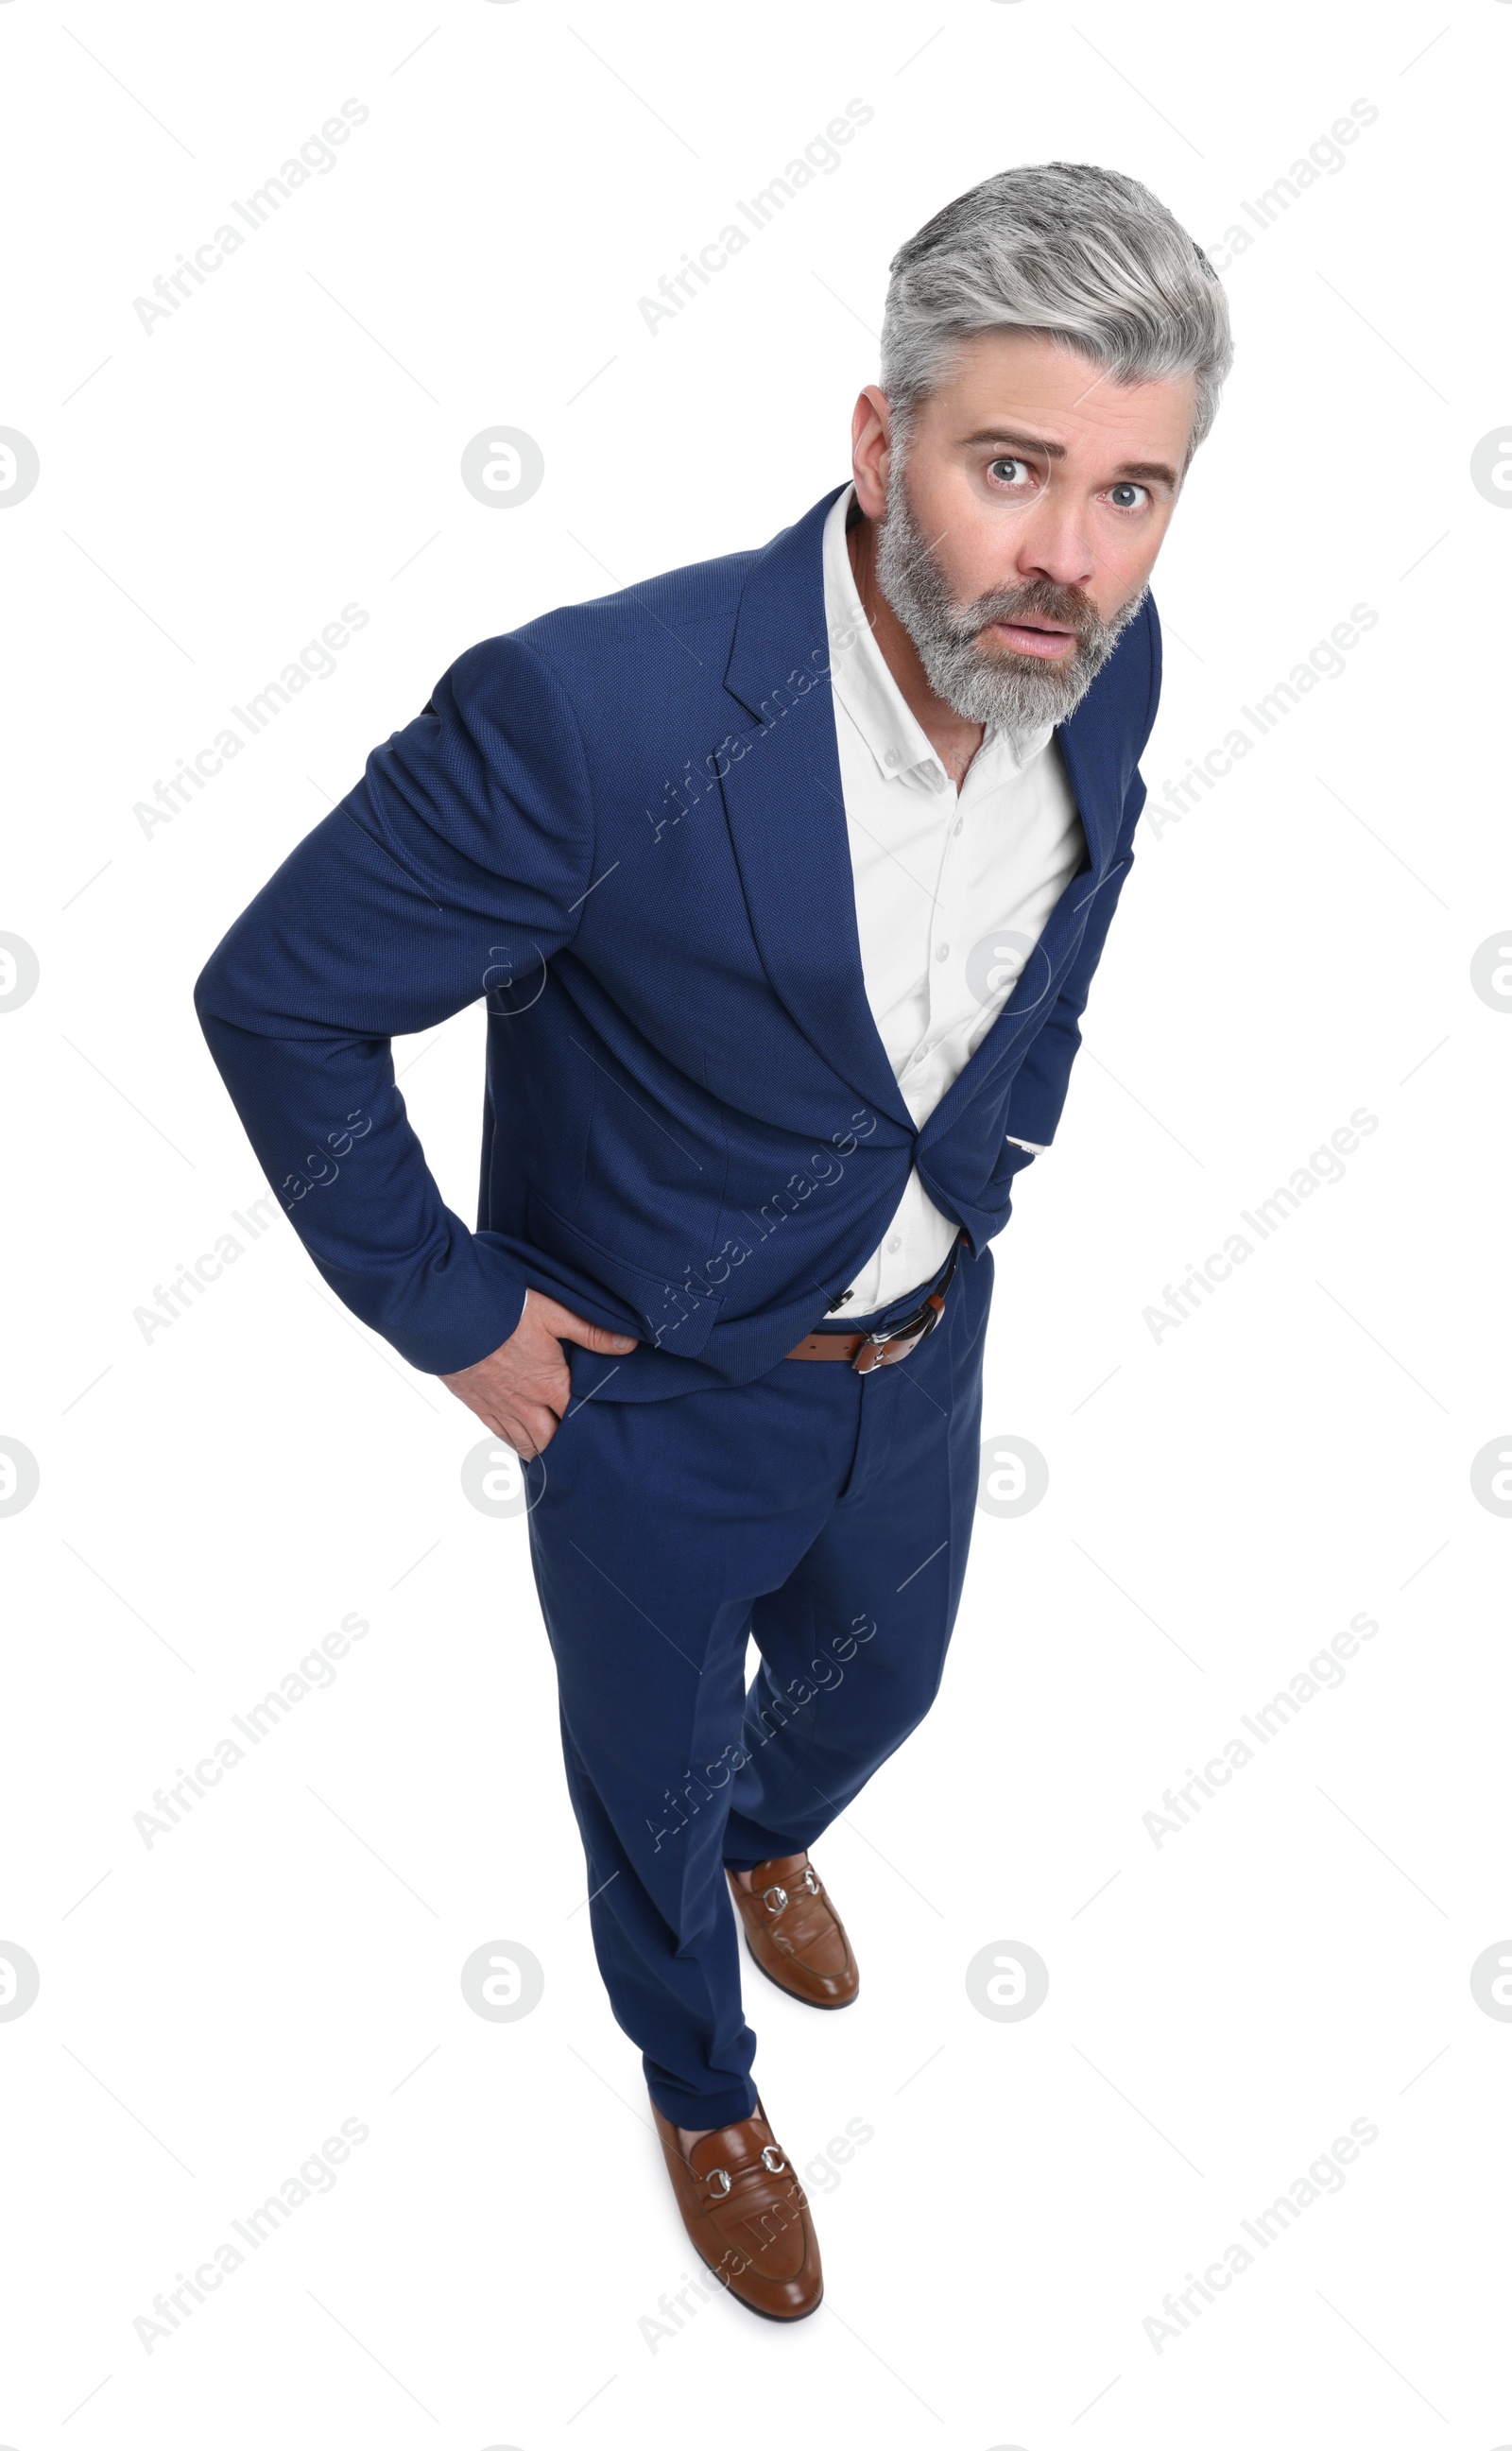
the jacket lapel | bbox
[715,489,1135,1148]
[1055,687,1125,884]
[715,487,915,1132]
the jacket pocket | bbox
[525,1188,720,1357]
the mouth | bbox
[986,617,1079,663]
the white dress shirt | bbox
[824,484,1087,1311]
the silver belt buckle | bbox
[851,1326,895,1375]
[852,1299,931,1373]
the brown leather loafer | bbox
[650,2096,823,2321]
[727,1853,859,2009]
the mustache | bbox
[959,578,1105,647]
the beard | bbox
[872,454,1148,746]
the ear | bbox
[850,386,894,520]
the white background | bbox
[2,0,1507,2442]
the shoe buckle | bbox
[761,1883,789,1912]
[800,1866,820,1895]
[761,2144,787,2173]
[706,2167,732,2198]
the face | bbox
[854,328,1197,734]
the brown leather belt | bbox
[786,1240,961,1372]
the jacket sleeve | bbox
[1000,597,1160,1152]
[194,633,595,1374]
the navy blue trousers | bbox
[524,1240,991,2128]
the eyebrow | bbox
[962,426,1065,459]
[960,428,1179,490]
[1112,459,1181,489]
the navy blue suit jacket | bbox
[195,484,1160,1400]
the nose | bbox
[1012,493,1095,594]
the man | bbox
[196,162,1230,2321]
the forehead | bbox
[919,327,1197,464]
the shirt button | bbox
[887,1235,902,1252]
[953,819,963,836]
[885,747,902,767]
[936,943,950,961]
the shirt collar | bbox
[821,482,1054,790]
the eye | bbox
[986,456,1037,492]
[1108,481,1150,511]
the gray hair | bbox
[881,162,1233,462]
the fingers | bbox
[437,1286,631,1451]
[562,1314,639,1355]
[441,1348,570,1414]
[442,1372,560,1458]
[528,1293,638,1355]
[487,1400,559,1459]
